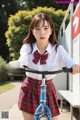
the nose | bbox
[40,29,44,35]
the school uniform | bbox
[18,42,75,117]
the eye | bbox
[44,27,49,30]
[35,27,40,30]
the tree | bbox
[0,0,19,61]
[22,0,68,10]
[5,7,67,60]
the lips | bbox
[40,36,45,40]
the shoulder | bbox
[57,45,69,56]
[57,45,65,51]
[20,43,31,53]
[52,44,67,55]
[21,43,31,49]
[52,44,64,52]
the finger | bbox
[73,65,80,73]
[72,64,77,74]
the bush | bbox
[0,56,8,83]
[5,7,68,60]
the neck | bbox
[36,42,48,53]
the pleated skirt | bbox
[18,77,60,117]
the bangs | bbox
[33,19,49,28]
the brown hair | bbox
[23,13,58,52]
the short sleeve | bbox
[59,45,75,68]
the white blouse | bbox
[18,42,75,80]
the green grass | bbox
[0,82,15,94]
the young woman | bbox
[9,13,80,120]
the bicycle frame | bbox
[34,75,52,120]
[22,66,72,120]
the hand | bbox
[72,64,80,74]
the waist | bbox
[27,76,52,84]
[26,73,56,80]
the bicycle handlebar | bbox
[23,65,72,75]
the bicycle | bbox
[23,65,72,120]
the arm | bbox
[18,44,29,68]
[8,60,20,69]
[59,45,80,74]
[8,44,29,69]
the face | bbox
[32,20,52,44]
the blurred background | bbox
[0,0,69,62]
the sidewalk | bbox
[9,103,74,120]
[0,80,23,120]
[0,102,76,120]
[9,104,24,120]
[0,81,76,120]
[0,81,22,110]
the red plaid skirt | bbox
[18,77,60,117]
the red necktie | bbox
[33,50,48,64]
